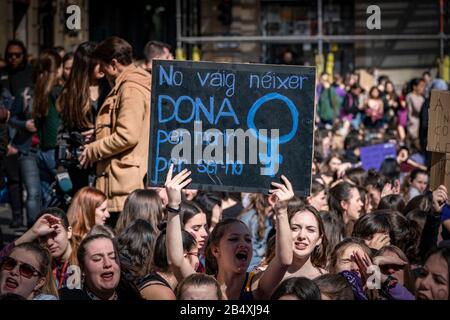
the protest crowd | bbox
[0,35,449,301]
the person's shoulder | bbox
[51,85,63,100]
[122,66,151,89]
[140,283,175,300]
[239,208,256,222]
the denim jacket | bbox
[240,208,273,271]
[9,87,35,155]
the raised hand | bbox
[373,255,407,267]
[25,119,37,133]
[352,250,373,285]
[337,163,352,179]
[31,214,61,237]
[432,185,448,214]
[165,163,192,209]
[78,147,91,169]
[381,182,394,198]
[366,233,390,250]
[269,175,294,211]
[81,128,95,144]
[16,213,62,246]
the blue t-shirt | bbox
[441,203,450,222]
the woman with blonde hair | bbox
[0,242,59,300]
[66,186,109,241]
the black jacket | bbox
[0,64,33,97]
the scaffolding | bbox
[176,0,449,61]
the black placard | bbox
[148,60,316,196]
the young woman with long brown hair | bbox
[32,49,63,207]
[0,242,59,300]
[56,41,109,194]
[282,202,328,280]
[66,186,109,242]
[115,189,164,236]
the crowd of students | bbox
[0,37,449,301]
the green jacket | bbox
[317,87,342,122]
[35,86,62,150]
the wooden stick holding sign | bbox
[428,90,450,192]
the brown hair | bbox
[176,273,222,300]
[321,151,342,177]
[259,235,276,267]
[319,211,342,261]
[239,194,272,240]
[88,224,116,238]
[36,207,79,266]
[92,36,133,66]
[328,237,372,273]
[57,41,98,129]
[115,189,163,235]
[327,182,357,239]
[12,242,59,299]
[116,219,156,283]
[77,234,118,272]
[406,209,427,243]
[205,219,249,276]
[314,274,355,300]
[310,179,326,197]
[32,49,62,119]
[67,187,106,242]
[288,202,328,269]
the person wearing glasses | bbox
[0,207,80,290]
[1,40,37,229]
[0,40,33,97]
[0,242,58,300]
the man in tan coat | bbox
[79,37,151,221]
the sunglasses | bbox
[7,52,23,59]
[1,257,42,279]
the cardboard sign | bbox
[429,152,450,191]
[427,90,450,153]
[358,69,376,93]
[148,60,316,196]
[359,143,397,171]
